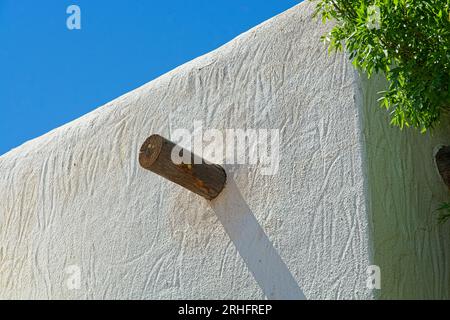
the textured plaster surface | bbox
[0,2,375,299]
[359,75,450,299]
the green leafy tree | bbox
[313,0,450,132]
[437,202,450,224]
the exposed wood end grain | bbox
[436,145,450,189]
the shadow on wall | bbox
[210,171,306,300]
[362,75,450,298]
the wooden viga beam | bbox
[436,145,450,189]
[139,134,227,200]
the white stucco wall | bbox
[359,75,450,299]
[2,1,448,300]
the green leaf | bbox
[313,0,450,132]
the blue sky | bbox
[0,0,300,156]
